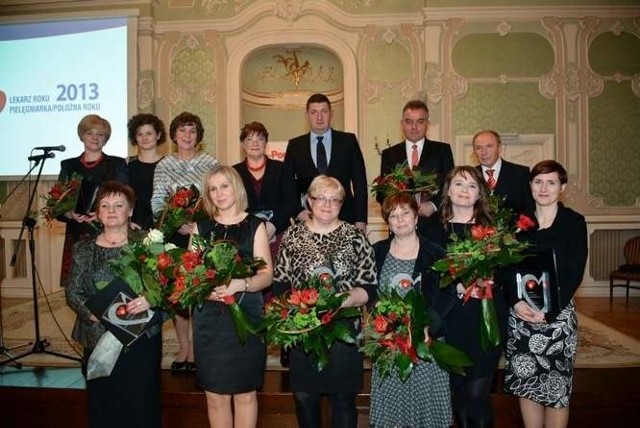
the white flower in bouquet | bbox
[143,229,164,246]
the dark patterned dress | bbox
[369,255,452,428]
[504,204,588,408]
[192,215,266,393]
[65,239,162,428]
[273,221,377,393]
[57,155,128,287]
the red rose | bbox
[287,290,302,306]
[205,268,216,280]
[470,225,487,240]
[170,188,193,208]
[300,289,319,306]
[388,312,398,322]
[174,276,186,292]
[157,252,172,271]
[321,311,334,324]
[484,226,497,237]
[223,295,235,305]
[373,315,390,334]
[181,250,201,272]
[49,186,63,200]
[516,214,536,232]
[191,277,201,286]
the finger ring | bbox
[138,301,142,306]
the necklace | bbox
[80,153,104,169]
[100,233,127,247]
[247,157,267,171]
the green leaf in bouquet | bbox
[397,353,414,383]
[428,339,473,375]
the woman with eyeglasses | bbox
[273,175,377,428]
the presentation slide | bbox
[0,17,129,179]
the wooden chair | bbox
[609,236,640,301]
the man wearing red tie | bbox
[378,100,454,232]
[473,129,535,215]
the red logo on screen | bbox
[0,91,6,113]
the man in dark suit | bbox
[282,93,368,230]
[472,129,535,215]
[378,100,454,230]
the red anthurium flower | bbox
[516,214,536,232]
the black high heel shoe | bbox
[171,361,187,372]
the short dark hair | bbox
[381,192,419,224]
[306,93,331,111]
[530,160,568,184]
[402,100,429,116]
[240,122,269,143]
[472,129,501,146]
[96,181,136,211]
[127,113,167,146]
[169,111,205,144]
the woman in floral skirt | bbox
[503,160,587,428]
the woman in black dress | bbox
[192,166,273,427]
[127,113,166,230]
[423,165,506,428]
[57,114,128,287]
[66,181,162,428]
[503,160,587,427]
[232,122,293,250]
[273,175,376,428]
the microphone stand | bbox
[1,151,81,367]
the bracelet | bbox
[244,279,250,293]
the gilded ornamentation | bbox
[631,74,640,97]
[137,75,155,110]
[496,20,512,36]
[539,70,560,99]
[273,50,312,88]
[425,66,467,105]
[382,29,396,44]
[610,20,624,36]
[274,0,304,23]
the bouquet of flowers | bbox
[156,185,207,236]
[105,228,183,315]
[40,173,83,226]
[371,161,439,199]
[432,214,535,350]
[169,236,267,344]
[361,274,472,382]
[262,267,362,371]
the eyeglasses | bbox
[309,195,343,206]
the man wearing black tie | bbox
[282,93,368,230]
[473,130,535,215]
[378,100,454,231]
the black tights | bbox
[452,377,494,427]
[293,391,357,428]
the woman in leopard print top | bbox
[273,175,377,428]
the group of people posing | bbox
[61,93,587,428]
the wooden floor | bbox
[1,296,639,427]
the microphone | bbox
[28,152,56,162]
[34,145,66,152]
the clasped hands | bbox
[207,278,245,302]
[514,300,546,324]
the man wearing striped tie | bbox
[473,129,535,215]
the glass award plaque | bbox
[514,250,559,314]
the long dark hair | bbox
[440,166,493,226]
